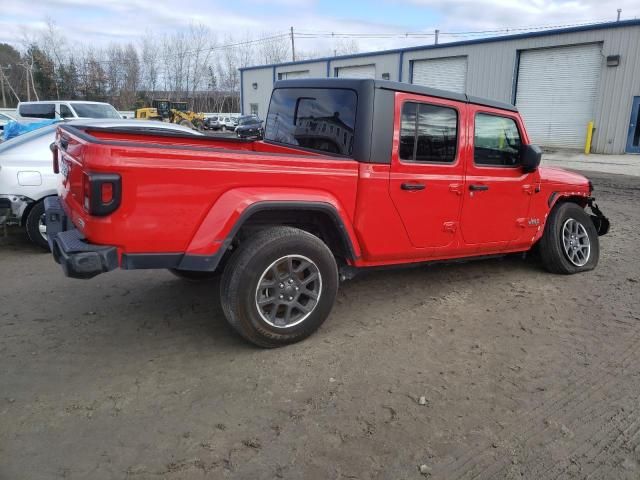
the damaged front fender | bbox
[587,198,610,236]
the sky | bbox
[2,0,640,58]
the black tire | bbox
[220,226,338,348]
[539,202,599,274]
[168,269,220,282]
[25,200,49,250]
[179,119,195,129]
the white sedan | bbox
[0,119,203,249]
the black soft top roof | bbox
[272,78,517,112]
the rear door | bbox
[460,107,537,247]
[389,92,466,249]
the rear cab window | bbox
[474,113,522,167]
[265,88,357,156]
[19,103,55,119]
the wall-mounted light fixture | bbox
[606,55,620,67]
[252,82,258,89]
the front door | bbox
[389,93,465,249]
[460,108,536,247]
[626,97,640,154]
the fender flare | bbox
[178,190,361,271]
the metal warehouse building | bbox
[240,20,640,154]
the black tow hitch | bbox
[587,198,610,236]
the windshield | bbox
[71,103,121,119]
[239,117,260,126]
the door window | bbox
[60,105,74,119]
[399,102,457,163]
[474,114,522,167]
[250,103,259,116]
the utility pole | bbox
[290,26,296,62]
[435,29,440,45]
[617,8,622,21]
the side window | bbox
[399,102,458,163]
[60,105,74,119]
[474,114,522,167]
[399,103,417,160]
[19,103,55,119]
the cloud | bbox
[1,0,639,56]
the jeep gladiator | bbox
[46,78,609,347]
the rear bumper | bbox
[44,196,225,279]
[44,196,118,279]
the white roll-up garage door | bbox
[411,56,467,93]
[336,64,376,79]
[278,70,309,79]
[516,43,602,149]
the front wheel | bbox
[539,202,599,274]
[220,227,338,347]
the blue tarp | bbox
[2,119,60,141]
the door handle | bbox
[469,184,489,192]
[401,183,426,191]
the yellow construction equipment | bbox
[168,101,205,130]
[134,107,162,121]
[134,100,205,130]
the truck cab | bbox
[46,79,609,347]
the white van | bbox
[17,101,122,120]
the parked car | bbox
[220,116,239,131]
[235,115,264,138]
[0,119,202,249]
[203,116,221,131]
[45,78,609,347]
[0,111,16,131]
[17,101,122,120]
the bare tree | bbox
[140,32,160,95]
[41,18,67,99]
[259,34,289,65]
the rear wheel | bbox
[539,202,599,274]
[220,227,338,347]
[25,200,49,250]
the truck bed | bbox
[55,125,360,257]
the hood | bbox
[538,165,590,189]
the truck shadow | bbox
[114,254,543,350]
[0,227,49,254]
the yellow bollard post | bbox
[584,121,594,155]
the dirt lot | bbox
[1,171,639,480]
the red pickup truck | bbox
[46,79,609,347]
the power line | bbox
[294,19,620,40]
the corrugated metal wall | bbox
[242,23,640,153]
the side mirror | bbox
[521,144,542,173]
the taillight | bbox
[82,172,122,216]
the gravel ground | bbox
[1,171,639,480]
